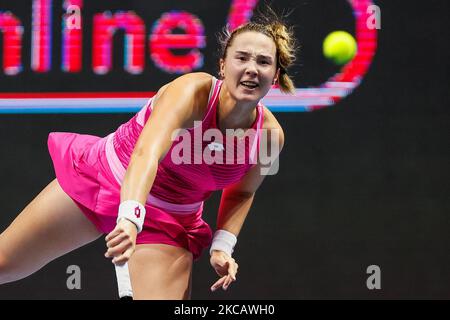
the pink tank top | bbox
[105,77,264,209]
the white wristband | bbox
[117,200,146,233]
[209,229,237,257]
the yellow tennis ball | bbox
[323,31,357,65]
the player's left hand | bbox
[104,218,138,265]
[209,250,238,291]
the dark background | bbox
[0,0,449,299]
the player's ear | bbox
[219,59,225,79]
[273,68,280,85]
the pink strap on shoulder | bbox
[135,97,153,126]
[249,103,264,163]
[201,77,222,124]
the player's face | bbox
[220,31,279,103]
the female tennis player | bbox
[0,10,296,299]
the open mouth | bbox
[240,81,259,90]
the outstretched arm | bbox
[105,73,212,265]
[210,124,285,292]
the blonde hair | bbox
[218,6,298,94]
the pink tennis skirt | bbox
[47,132,212,260]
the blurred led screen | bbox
[0,0,378,113]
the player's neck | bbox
[217,85,258,132]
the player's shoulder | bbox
[260,104,285,148]
[171,72,214,105]
[173,72,214,92]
